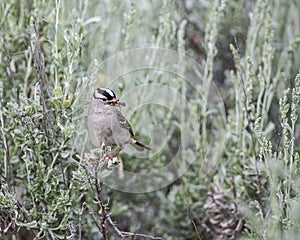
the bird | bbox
[87,87,151,159]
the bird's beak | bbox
[106,98,126,106]
[108,98,120,106]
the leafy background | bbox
[1,0,300,239]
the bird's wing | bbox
[116,110,135,137]
[115,109,151,151]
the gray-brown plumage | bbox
[87,88,150,157]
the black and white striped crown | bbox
[94,88,116,101]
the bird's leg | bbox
[105,147,123,159]
[113,147,123,157]
[103,148,123,167]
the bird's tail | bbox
[132,140,151,151]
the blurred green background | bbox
[1,0,300,239]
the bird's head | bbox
[93,88,125,106]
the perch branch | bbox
[82,158,161,239]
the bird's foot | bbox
[104,154,119,168]
[101,148,122,168]
[105,153,115,159]
[105,148,122,160]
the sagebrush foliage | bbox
[1,0,300,239]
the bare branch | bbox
[78,202,86,240]
[107,217,162,239]
[81,158,161,240]
[87,206,103,235]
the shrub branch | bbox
[82,159,161,239]
[230,42,265,216]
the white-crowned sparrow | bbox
[87,88,150,158]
